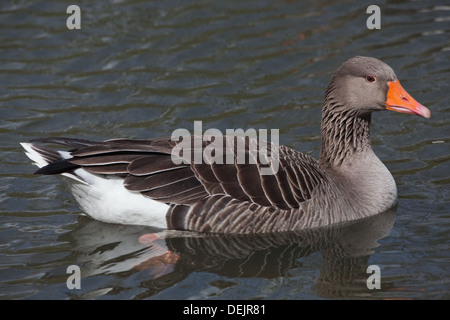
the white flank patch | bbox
[21,142,169,228]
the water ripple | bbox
[0,0,448,300]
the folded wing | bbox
[31,136,327,211]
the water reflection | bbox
[60,207,396,299]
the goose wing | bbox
[32,136,327,210]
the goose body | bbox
[21,56,430,233]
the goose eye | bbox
[365,75,376,83]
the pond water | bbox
[0,0,449,300]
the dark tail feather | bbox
[27,137,97,175]
[34,160,80,175]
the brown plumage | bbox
[21,56,430,233]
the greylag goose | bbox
[21,56,430,233]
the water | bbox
[1,0,449,300]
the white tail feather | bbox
[20,142,169,228]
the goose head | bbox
[325,56,430,118]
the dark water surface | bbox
[1,0,449,299]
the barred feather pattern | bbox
[319,84,372,167]
[23,57,403,233]
[28,135,338,233]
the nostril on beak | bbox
[401,95,409,102]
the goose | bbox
[21,56,430,233]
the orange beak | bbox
[386,80,430,118]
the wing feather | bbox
[29,136,327,212]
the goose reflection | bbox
[59,207,396,299]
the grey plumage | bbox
[23,56,430,233]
